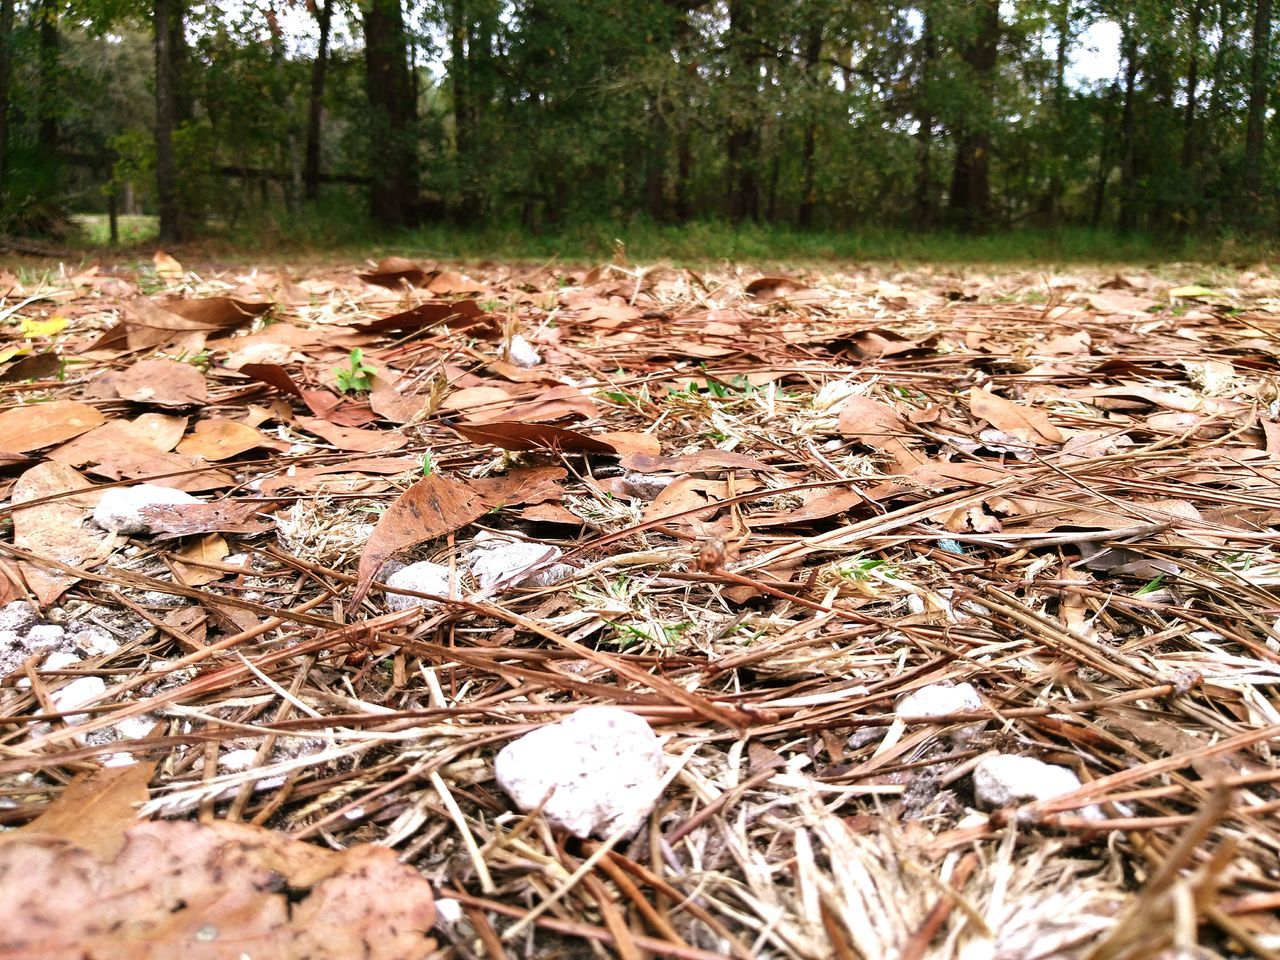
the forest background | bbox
[0,0,1275,259]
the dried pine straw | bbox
[2,258,1280,958]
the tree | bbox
[948,0,1000,230]
[0,0,13,205]
[1243,0,1272,216]
[154,0,181,243]
[363,0,418,226]
[304,0,333,201]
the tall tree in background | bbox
[913,6,937,226]
[304,0,333,201]
[363,0,418,226]
[725,0,760,223]
[37,0,57,154]
[948,0,1000,230]
[1243,0,1272,216]
[0,0,13,204]
[154,0,181,243]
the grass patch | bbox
[66,207,1280,267]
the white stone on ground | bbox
[507,334,542,368]
[494,706,665,838]
[384,561,453,612]
[467,533,572,591]
[92,484,201,535]
[41,651,81,671]
[50,675,107,725]
[973,754,1102,819]
[896,682,981,718]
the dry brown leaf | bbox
[491,384,598,423]
[468,465,567,507]
[837,396,928,470]
[619,449,778,474]
[176,419,286,461]
[441,384,514,414]
[295,415,408,453]
[11,462,111,605]
[143,500,274,538]
[108,359,209,407]
[448,420,618,454]
[747,486,868,527]
[152,249,184,278]
[0,400,106,453]
[356,299,492,335]
[4,763,154,860]
[595,431,661,455]
[92,298,269,353]
[172,534,230,585]
[0,816,435,960]
[350,472,489,605]
[370,373,431,424]
[968,386,1063,445]
[89,448,234,493]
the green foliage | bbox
[334,348,376,394]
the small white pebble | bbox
[494,706,665,838]
[26,624,66,645]
[507,334,542,368]
[41,651,81,671]
[219,748,261,772]
[50,675,107,725]
[897,682,981,719]
[70,625,119,657]
[468,534,571,591]
[384,561,453,612]
[93,484,201,535]
[972,754,1103,819]
[434,899,463,927]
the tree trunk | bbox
[0,0,13,203]
[362,0,419,226]
[154,0,181,244]
[1243,0,1272,208]
[304,0,333,202]
[643,97,667,220]
[947,0,999,230]
[1117,15,1139,232]
[449,0,470,215]
[37,0,57,154]
[913,10,936,226]
[798,16,823,229]
[726,0,759,223]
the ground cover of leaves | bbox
[0,252,1279,959]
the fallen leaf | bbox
[350,473,490,605]
[468,466,567,508]
[356,299,492,335]
[172,534,230,585]
[50,414,188,467]
[239,362,374,427]
[619,450,779,474]
[5,763,154,860]
[144,500,273,538]
[747,486,869,526]
[837,396,928,469]
[0,817,436,960]
[448,420,618,454]
[0,400,106,453]
[11,462,112,605]
[108,359,209,407]
[0,351,62,383]
[152,249,184,278]
[296,416,408,453]
[358,256,428,288]
[177,419,286,461]
[91,298,270,353]
[968,387,1063,445]
[370,373,431,424]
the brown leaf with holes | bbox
[0,400,106,454]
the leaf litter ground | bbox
[0,254,1279,959]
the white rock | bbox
[494,706,665,838]
[384,561,453,612]
[897,682,981,719]
[508,334,542,368]
[973,754,1100,819]
[112,715,159,740]
[50,675,107,725]
[93,484,201,535]
[26,624,66,646]
[219,748,261,772]
[70,625,119,657]
[467,534,572,591]
[434,898,464,927]
[0,601,37,633]
[41,651,81,671]
[617,472,675,501]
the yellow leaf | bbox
[0,346,30,363]
[153,249,184,279]
[20,315,67,338]
[1168,285,1218,299]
